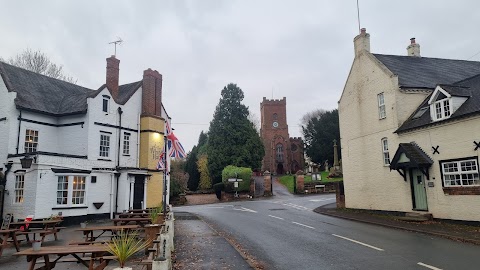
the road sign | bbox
[227,178,243,182]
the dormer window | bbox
[427,86,468,122]
[433,98,451,121]
[102,95,110,113]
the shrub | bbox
[221,165,252,192]
[213,182,225,200]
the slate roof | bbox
[390,142,433,170]
[373,54,480,89]
[0,61,142,116]
[396,74,480,133]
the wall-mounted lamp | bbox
[20,155,34,169]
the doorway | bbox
[276,163,284,175]
[133,175,145,209]
[410,169,428,211]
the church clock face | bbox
[272,121,279,128]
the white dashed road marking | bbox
[292,222,315,229]
[332,234,384,251]
[283,203,312,211]
[417,262,443,270]
[233,207,258,213]
[309,198,335,202]
[268,215,284,220]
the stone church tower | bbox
[260,97,304,174]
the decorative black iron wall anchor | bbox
[474,141,480,151]
[432,145,440,155]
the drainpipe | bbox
[0,162,13,219]
[115,107,123,213]
[109,173,114,219]
[16,110,22,154]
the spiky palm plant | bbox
[106,230,151,268]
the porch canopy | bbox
[389,143,433,181]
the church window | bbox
[276,143,284,162]
[273,113,278,120]
[291,144,298,152]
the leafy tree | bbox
[185,131,208,191]
[207,83,265,184]
[2,49,76,83]
[302,109,340,165]
[170,159,188,198]
[197,154,211,190]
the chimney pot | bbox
[407,37,421,57]
[354,28,370,56]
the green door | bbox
[412,169,428,211]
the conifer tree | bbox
[207,83,265,184]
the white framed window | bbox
[432,99,451,121]
[123,133,130,155]
[25,129,38,153]
[381,138,390,165]
[377,93,386,119]
[14,174,25,203]
[441,159,479,187]
[56,175,87,206]
[56,176,69,205]
[99,133,110,157]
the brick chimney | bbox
[407,38,421,57]
[106,55,120,99]
[354,28,370,56]
[142,69,162,116]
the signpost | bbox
[228,175,243,198]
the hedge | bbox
[221,165,252,192]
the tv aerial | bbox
[108,37,123,56]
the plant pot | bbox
[80,222,87,228]
[144,224,160,249]
[32,241,42,251]
[106,267,133,270]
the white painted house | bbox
[0,56,172,224]
[339,29,480,221]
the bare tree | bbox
[248,109,260,133]
[3,49,76,84]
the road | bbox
[175,180,480,270]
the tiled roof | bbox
[373,54,480,89]
[0,61,142,116]
[390,142,433,170]
[396,74,480,133]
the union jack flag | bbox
[157,150,166,170]
[166,121,186,159]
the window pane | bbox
[443,100,451,117]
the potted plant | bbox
[144,205,164,249]
[105,230,150,270]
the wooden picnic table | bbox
[0,229,20,256]
[75,225,140,242]
[112,217,151,226]
[10,220,64,242]
[116,212,149,218]
[14,245,113,270]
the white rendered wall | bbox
[398,116,480,221]
[339,51,428,213]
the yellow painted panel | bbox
[146,172,164,208]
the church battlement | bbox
[261,97,286,105]
[290,137,303,141]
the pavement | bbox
[173,212,253,270]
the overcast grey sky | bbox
[2,0,480,152]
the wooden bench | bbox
[36,255,116,264]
